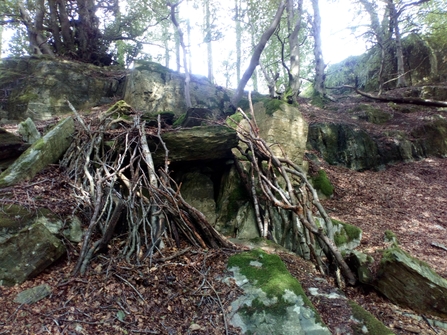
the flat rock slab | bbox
[226,249,331,335]
[375,247,447,318]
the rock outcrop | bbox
[0,56,125,121]
[308,117,447,171]
[124,60,232,118]
[375,246,447,318]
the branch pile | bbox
[62,101,232,275]
[229,97,356,286]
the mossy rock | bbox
[354,104,393,124]
[227,249,330,334]
[349,301,395,335]
[312,169,334,197]
[332,219,362,250]
[376,246,447,318]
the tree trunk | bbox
[204,0,214,82]
[168,1,192,108]
[234,0,242,85]
[230,1,286,109]
[48,0,63,54]
[58,0,75,53]
[311,0,325,97]
[18,0,55,56]
[387,0,407,87]
[287,0,304,101]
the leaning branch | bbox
[230,1,286,108]
[343,85,447,107]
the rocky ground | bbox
[1,93,447,334]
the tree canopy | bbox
[1,0,446,96]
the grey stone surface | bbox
[375,247,447,318]
[0,222,66,286]
[14,284,52,304]
[18,117,41,144]
[0,116,74,187]
[0,57,125,121]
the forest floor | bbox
[1,93,447,334]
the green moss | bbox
[312,169,334,196]
[349,301,395,335]
[173,113,187,127]
[105,100,132,115]
[226,111,244,127]
[263,99,285,116]
[332,219,362,247]
[384,230,399,244]
[228,249,321,323]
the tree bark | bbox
[234,0,242,85]
[311,0,325,97]
[168,1,192,108]
[287,0,304,100]
[204,0,214,82]
[230,0,286,109]
[387,0,407,87]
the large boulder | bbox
[307,118,447,171]
[227,249,331,335]
[307,123,380,171]
[375,247,447,318]
[0,222,66,286]
[0,57,126,121]
[254,101,308,167]
[0,116,74,187]
[124,60,232,118]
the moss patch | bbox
[332,219,362,247]
[349,301,395,335]
[173,113,187,127]
[312,169,334,197]
[228,249,321,322]
[263,99,285,116]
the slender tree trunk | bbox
[168,1,192,108]
[0,23,3,56]
[311,0,325,96]
[386,0,407,87]
[287,0,304,100]
[235,0,242,84]
[163,22,170,68]
[230,1,286,108]
[204,0,214,82]
[250,25,258,92]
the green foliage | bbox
[348,301,395,335]
[312,169,334,197]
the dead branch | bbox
[343,85,447,107]
[230,97,356,286]
[63,104,234,274]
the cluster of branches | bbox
[61,101,232,275]
[229,95,356,286]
